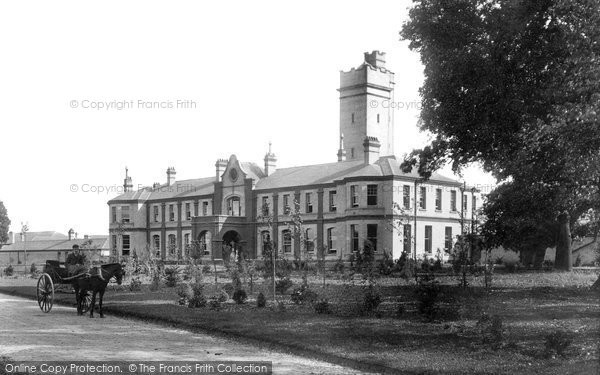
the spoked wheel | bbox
[37,273,54,313]
[80,291,93,313]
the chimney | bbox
[166,167,176,186]
[215,159,228,182]
[363,136,381,165]
[264,142,277,176]
[152,182,161,190]
[68,228,74,240]
[337,134,347,162]
[123,167,133,192]
[364,51,386,69]
[84,234,89,240]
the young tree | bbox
[401,0,600,270]
[0,201,10,245]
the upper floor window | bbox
[367,184,377,206]
[329,190,337,212]
[435,188,442,211]
[202,201,209,216]
[305,193,313,213]
[472,195,477,211]
[450,191,457,211]
[153,206,159,222]
[111,207,117,223]
[351,113,355,123]
[419,187,427,209]
[463,194,468,211]
[350,185,359,207]
[283,194,290,214]
[185,203,191,220]
[282,230,292,253]
[403,185,411,209]
[261,196,269,216]
[227,196,241,216]
[121,206,130,223]
[169,204,175,221]
[168,234,176,255]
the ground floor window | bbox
[282,230,292,253]
[327,228,336,254]
[366,224,377,251]
[122,235,130,256]
[424,225,432,253]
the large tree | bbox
[0,201,10,245]
[401,0,600,266]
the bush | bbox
[275,277,293,294]
[544,331,572,358]
[4,265,14,276]
[277,301,286,312]
[129,277,142,292]
[163,266,181,287]
[217,289,229,302]
[233,289,248,304]
[476,313,504,348]
[256,292,266,308]
[503,260,521,273]
[188,282,206,308]
[333,258,345,274]
[363,288,382,312]
[314,299,331,314]
[222,283,235,297]
[290,285,318,305]
[208,297,222,310]
[202,265,212,274]
[415,279,440,322]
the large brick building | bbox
[107,51,480,262]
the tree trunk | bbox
[555,212,573,271]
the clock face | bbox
[229,168,238,182]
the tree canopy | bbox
[401,0,600,260]
[0,201,10,244]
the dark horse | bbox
[74,263,125,318]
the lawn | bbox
[1,269,598,374]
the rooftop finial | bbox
[125,166,129,178]
[268,141,272,154]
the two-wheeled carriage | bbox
[36,260,92,313]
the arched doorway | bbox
[222,230,244,262]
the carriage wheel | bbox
[37,273,54,313]
[80,291,93,313]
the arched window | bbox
[282,230,292,253]
[226,196,241,216]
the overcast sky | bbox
[0,0,496,237]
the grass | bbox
[1,270,598,374]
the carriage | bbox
[36,260,93,313]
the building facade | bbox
[108,51,481,262]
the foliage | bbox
[290,285,318,305]
[256,292,266,308]
[401,0,600,266]
[222,283,234,297]
[129,277,142,292]
[314,299,331,314]
[476,313,504,349]
[228,267,242,291]
[332,258,345,274]
[29,263,37,275]
[176,283,193,305]
[544,331,572,358]
[163,266,180,287]
[188,282,206,308]
[4,265,13,277]
[232,289,248,304]
[275,277,293,294]
[0,202,10,244]
[415,277,440,322]
[217,289,229,303]
[208,297,222,310]
[362,287,382,312]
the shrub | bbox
[542,260,554,271]
[290,285,318,305]
[476,313,504,348]
[275,277,293,294]
[333,258,345,274]
[188,282,206,308]
[256,292,266,308]
[217,289,229,302]
[202,265,212,274]
[504,260,520,273]
[395,304,405,318]
[363,288,382,312]
[175,283,193,305]
[314,299,331,314]
[163,266,181,287]
[208,297,222,310]
[4,265,14,276]
[129,277,142,292]
[233,289,248,304]
[277,301,286,312]
[415,279,440,322]
[222,283,235,297]
[149,272,161,291]
[544,331,572,358]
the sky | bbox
[0,0,496,237]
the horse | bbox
[74,263,125,318]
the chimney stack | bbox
[68,228,74,240]
[337,134,347,162]
[166,167,176,186]
[84,234,89,240]
[363,136,381,165]
[152,182,161,190]
[123,167,133,192]
[215,159,228,182]
[264,142,277,176]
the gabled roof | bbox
[255,156,460,190]
[16,231,68,242]
[109,177,215,202]
[1,236,109,252]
